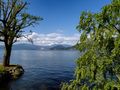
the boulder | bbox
[5,65,24,80]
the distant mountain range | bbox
[0,44,75,50]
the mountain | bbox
[50,44,74,50]
[13,44,49,50]
[0,44,75,50]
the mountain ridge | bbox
[0,43,75,50]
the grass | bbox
[0,64,5,73]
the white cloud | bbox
[18,32,80,46]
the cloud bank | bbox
[18,32,80,46]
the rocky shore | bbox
[0,64,24,83]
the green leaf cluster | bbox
[62,0,120,90]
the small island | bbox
[0,64,24,83]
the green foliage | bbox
[62,0,120,90]
[0,65,5,73]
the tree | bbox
[0,0,42,66]
[62,0,120,89]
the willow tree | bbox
[0,0,42,66]
[62,0,120,89]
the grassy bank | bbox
[0,65,5,74]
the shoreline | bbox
[0,64,24,83]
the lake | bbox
[0,50,80,90]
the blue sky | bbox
[26,0,111,35]
[20,0,111,45]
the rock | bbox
[5,65,24,80]
[0,64,24,84]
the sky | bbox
[20,0,111,46]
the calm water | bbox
[0,50,80,90]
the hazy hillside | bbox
[0,44,75,50]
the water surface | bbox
[0,50,80,90]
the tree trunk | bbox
[3,44,12,67]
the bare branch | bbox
[7,2,27,26]
[21,35,33,44]
[5,0,18,21]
